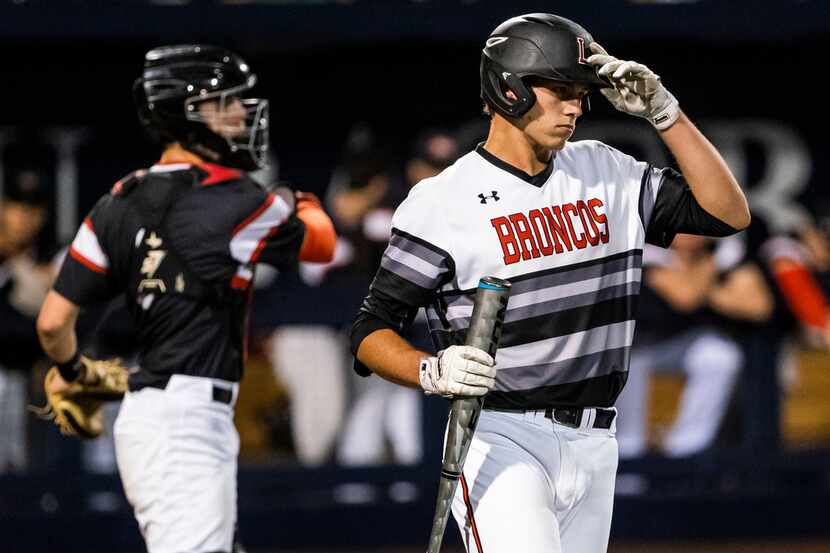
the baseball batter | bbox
[36,45,335,553]
[350,13,750,553]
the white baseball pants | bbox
[114,375,240,553]
[451,408,618,553]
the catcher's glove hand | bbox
[32,356,129,439]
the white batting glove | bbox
[419,345,496,398]
[586,42,680,131]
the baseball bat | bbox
[426,276,511,553]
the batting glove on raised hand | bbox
[586,43,680,131]
[419,345,496,398]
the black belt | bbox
[485,406,615,429]
[545,407,615,429]
[131,379,234,405]
[212,386,233,405]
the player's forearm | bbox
[660,113,751,230]
[36,290,80,363]
[707,265,773,322]
[648,259,717,312]
[356,328,429,389]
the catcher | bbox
[36,44,335,553]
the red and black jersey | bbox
[54,161,305,390]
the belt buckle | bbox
[553,408,582,429]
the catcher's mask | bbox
[480,13,610,119]
[134,44,269,171]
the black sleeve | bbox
[645,168,739,248]
[230,184,306,271]
[349,269,432,376]
[256,213,306,271]
[53,196,121,306]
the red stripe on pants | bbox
[460,474,484,553]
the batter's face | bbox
[520,81,589,151]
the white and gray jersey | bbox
[352,141,737,410]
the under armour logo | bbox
[478,191,500,204]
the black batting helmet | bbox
[134,44,269,171]
[480,13,608,119]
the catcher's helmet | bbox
[480,13,608,119]
[134,45,269,171]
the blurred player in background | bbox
[616,236,754,459]
[618,213,830,461]
[350,13,749,553]
[336,129,460,466]
[0,171,51,473]
[35,45,335,553]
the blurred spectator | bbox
[616,236,752,459]
[335,127,459,466]
[619,215,830,460]
[262,123,391,466]
[0,170,51,473]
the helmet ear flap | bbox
[481,58,536,119]
[133,78,164,143]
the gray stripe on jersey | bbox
[640,166,663,230]
[388,232,447,267]
[508,251,641,296]
[384,245,444,280]
[431,279,640,329]
[494,320,636,371]
[493,346,630,390]
[381,255,446,290]
[435,250,641,313]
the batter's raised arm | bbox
[587,43,750,231]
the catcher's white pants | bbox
[114,375,240,553]
[451,409,618,553]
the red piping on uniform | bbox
[460,475,484,553]
[232,194,275,236]
[230,274,250,290]
[251,226,280,264]
[199,162,242,186]
[69,247,106,274]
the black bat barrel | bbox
[427,276,511,553]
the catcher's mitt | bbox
[32,356,129,439]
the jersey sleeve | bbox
[350,182,455,375]
[229,189,305,270]
[371,184,455,307]
[592,142,738,248]
[53,197,120,305]
[644,168,738,247]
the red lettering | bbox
[508,212,540,260]
[577,200,600,246]
[491,216,520,265]
[562,203,587,249]
[543,206,571,253]
[528,209,554,256]
[588,198,610,244]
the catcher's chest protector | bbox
[118,172,225,310]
